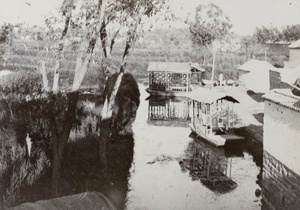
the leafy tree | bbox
[42,0,172,196]
[282,24,300,42]
[254,24,300,43]
[253,26,280,43]
[2,0,171,197]
[0,23,14,66]
[0,23,12,43]
[188,3,232,86]
[240,35,257,60]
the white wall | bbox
[285,49,300,68]
[239,69,270,93]
[264,100,300,175]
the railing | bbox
[150,84,188,92]
[169,86,188,92]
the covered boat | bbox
[188,89,244,147]
[146,62,205,96]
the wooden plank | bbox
[220,134,244,141]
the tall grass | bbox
[0,70,42,95]
[3,148,50,207]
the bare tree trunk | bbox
[206,43,216,89]
[51,140,60,196]
[39,61,50,92]
[52,60,60,93]
[71,55,91,91]
[0,177,3,210]
[99,118,109,167]
[50,92,79,197]
[98,13,141,164]
[98,32,129,165]
[99,72,124,166]
[210,52,216,88]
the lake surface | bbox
[125,85,262,210]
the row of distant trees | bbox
[253,24,300,43]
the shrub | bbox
[0,70,42,94]
[270,55,284,68]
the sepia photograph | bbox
[0,0,300,209]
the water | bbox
[1,84,262,209]
[125,85,262,210]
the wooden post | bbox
[229,158,232,177]
[231,103,234,133]
[148,102,151,119]
[186,73,189,92]
[204,149,207,172]
[165,71,167,91]
[192,142,196,170]
[227,105,230,131]
[224,158,228,176]
[149,72,151,88]
[210,104,212,134]
[207,151,211,178]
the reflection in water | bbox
[147,96,191,127]
[0,93,136,209]
[124,85,264,209]
[180,133,243,193]
[1,83,267,209]
[1,73,140,209]
[63,131,134,210]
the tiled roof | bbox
[263,89,300,112]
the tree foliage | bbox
[0,23,13,44]
[188,3,232,48]
[188,3,232,83]
[43,0,172,196]
[240,35,257,59]
[254,24,300,43]
[42,0,171,91]
[1,0,172,198]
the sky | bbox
[0,0,300,35]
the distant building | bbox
[271,39,300,87]
[238,59,276,93]
[262,89,300,209]
[284,39,300,69]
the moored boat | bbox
[188,89,244,147]
[146,62,205,96]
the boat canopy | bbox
[145,95,189,101]
[147,62,205,73]
[187,89,240,104]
